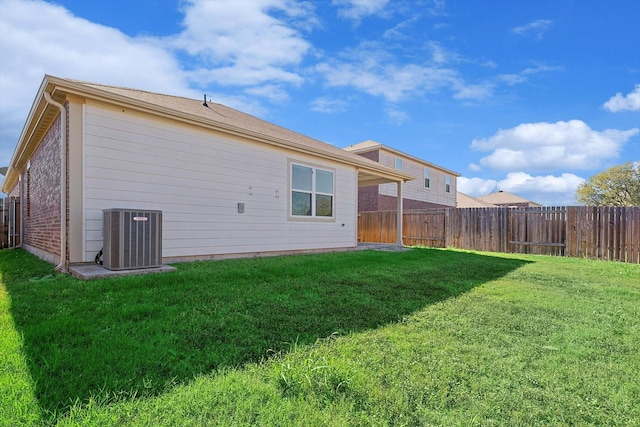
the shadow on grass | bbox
[2,247,528,418]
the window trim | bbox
[424,167,430,188]
[395,157,403,171]
[288,160,336,222]
[445,175,451,193]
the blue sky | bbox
[1,0,639,205]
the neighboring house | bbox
[1,75,414,270]
[477,191,541,208]
[344,140,460,212]
[456,192,497,208]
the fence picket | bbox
[358,206,640,263]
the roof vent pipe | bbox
[43,91,68,272]
[203,94,208,107]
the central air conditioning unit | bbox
[103,209,162,270]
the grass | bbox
[1,247,639,426]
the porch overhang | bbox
[355,167,414,247]
[356,168,414,187]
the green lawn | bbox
[1,248,638,426]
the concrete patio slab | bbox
[69,263,177,280]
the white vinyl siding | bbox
[378,150,456,207]
[81,103,357,262]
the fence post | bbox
[444,208,450,248]
[502,206,509,253]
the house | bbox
[1,75,415,271]
[477,190,541,208]
[343,140,460,212]
[456,192,497,208]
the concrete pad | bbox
[69,263,177,280]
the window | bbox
[424,167,430,188]
[445,175,451,193]
[395,157,403,170]
[291,163,334,218]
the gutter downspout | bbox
[43,91,67,272]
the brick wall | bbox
[357,185,379,211]
[358,188,450,212]
[377,194,450,211]
[357,150,379,162]
[21,115,62,259]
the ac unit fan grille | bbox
[103,209,162,270]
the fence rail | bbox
[358,206,640,263]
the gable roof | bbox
[344,139,460,177]
[456,192,497,208]
[2,75,414,193]
[478,190,541,207]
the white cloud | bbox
[0,0,194,169]
[603,84,640,112]
[498,63,563,86]
[320,42,560,103]
[428,0,448,17]
[453,82,494,100]
[317,60,460,103]
[471,120,639,172]
[315,42,497,103]
[314,29,561,105]
[310,97,349,113]
[499,172,584,206]
[187,65,303,87]
[521,63,564,75]
[384,107,409,124]
[332,0,389,21]
[245,84,290,103]
[512,19,553,40]
[498,74,527,86]
[174,0,316,86]
[0,0,190,94]
[498,172,583,194]
[427,41,459,64]
[383,15,420,39]
[458,172,585,206]
[0,0,320,171]
[457,177,498,196]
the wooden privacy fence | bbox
[358,206,640,263]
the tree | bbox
[576,162,640,206]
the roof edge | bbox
[345,139,460,177]
[2,76,54,193]
[53,77,416,182]
[3,76,413,193]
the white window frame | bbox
[445,175,451,193]
[289,161,335,221]
[395,157,403,170]
[424,167,430,188]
